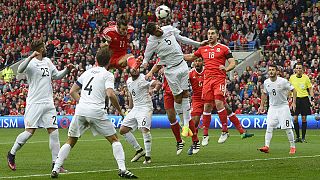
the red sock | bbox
[170,120,182,142]
[229,113,245,134]
[202,112,211,136]
[189,120,199,142]
[218,108,228,132]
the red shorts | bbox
[109,53,126,69]
[191,99,204,117]
[202,77,226,101]
[191,98,215,116]
[164,91,174,110]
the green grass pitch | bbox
[0,128,320,179]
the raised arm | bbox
[175,34,200,47]
[17,51,39,73]
[143,38,157,64]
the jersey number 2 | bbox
[41,68,49,77]
[84,77,94,95]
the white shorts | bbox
[267,105,293,129]
[24,103,58,129]
[122,107,153,131]
[68,115,116,137]
[164,61,189,96]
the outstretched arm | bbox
[176,34,201,47]
[184,53,199,62]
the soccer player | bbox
[143,22,206,137]
[258,64,297,154]
[289,62,314,143]
[184,27,253,143]
[148,62,200,155]
[7,39,71,172]
[189,58,253,146]
[101,15,138,70]
[119,59,160,164]
[51,47,137,179]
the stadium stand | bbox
[0,0,319,116]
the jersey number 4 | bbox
[84,77,94,95]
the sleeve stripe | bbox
[76,81,82,88]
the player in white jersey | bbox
[143,22,206,137]
[7,39,71,172]
[119,58,160,164]
[51,47,137,179]
[258,64,297,154]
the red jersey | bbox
[194,43,232,78]
[189,68,204,100]
[102,25,134,57]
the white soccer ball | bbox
[155,5,171,20]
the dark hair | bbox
[294,62,303,69]
[146,22,157,35]
[96,47,111,67]
[117,15,128,27]
[208,27,218,34]
[31,39,44,51]
[268,64,277,70]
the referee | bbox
[289,62,314,143]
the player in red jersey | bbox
[149,62,200,155]
[101,15,138,70]
[185,27,253,144]
[189,58,253,146]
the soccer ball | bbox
[155,5,171,20]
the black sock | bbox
[302,122,307,139]
[294,122,300,138]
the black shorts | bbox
[294,97,311,116]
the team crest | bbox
[216,48,220,52]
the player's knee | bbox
[204,104,212,113]
[225,105,232,114]
[25,128,36,135]
[141,127,149,133]
[119,126,129,135]
[66,137,78,148]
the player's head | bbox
[127,57,141,78]
[31,39,46,56]
[207,27,218,44]
[96,47,111,67]
[294,62,303,76]
[194,58,203,72]
[146,22,163,37]
[268,64,277,78]
[117,15,128,36]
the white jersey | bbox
[127,74,153,108]
[75,67,114,120]
[263,77,294,107]
[23,57,59,104]
[143,25,200,68]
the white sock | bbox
[182,98,191,127]
[49,130,60,162]
[286,129,295,148]
[174,102,184,126]
[123,131,141,151]
[10,131,33,155]
[265,126,273,147]
[143,132,152,157]
[112,141,126,171]
[53,144,71,172]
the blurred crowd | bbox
[0,0,319,116]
